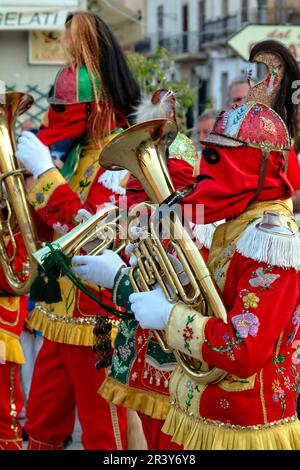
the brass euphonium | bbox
[0,92,39,294]
[100,118,228,384]
[32,204,125,264]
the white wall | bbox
[0,31,60,126]
[209,54,248,108]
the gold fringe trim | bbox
[99,377,170,420]
[162,406,300,450]
[28,308,119,347]
[28,309,94,346]
[0,331,24,365]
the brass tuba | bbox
[100,118,228,384]
[0,92,39,294]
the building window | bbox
[182,4,189,53]
[241,0,249,22]
[157,4,164,43]
[221,72,229,107]
[222,0,229,18]
[157,5,164,31]
[199,0,206,30]
[182,4,189,32]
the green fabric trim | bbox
[60,141,83,183]
[111,318,138,384]
[78,66,100,102]
[112,270,134,313]
[146,339,175,365]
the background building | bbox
[0,0,142,128]
[132,0,300,127]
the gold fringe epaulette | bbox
[99,377,170,420]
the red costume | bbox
[162,50,300,449]
[99,89,208,450]
[25,65,127,450]
[0,235,28,450]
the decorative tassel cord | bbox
[30,244,133,320]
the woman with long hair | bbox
[16,11,140,450]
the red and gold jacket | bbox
[163,199,300,450]
[26,145,125,347]
[0,234,28,364]
[100,155,215,421]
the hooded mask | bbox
[183,49,292,224]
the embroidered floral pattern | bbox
[214,267,225,286]
[118,342,134,361]
[221,244,235,258]
[185,380,200,411]
[292,306,300,326]
[182,315,196,353]
[272,354,300,419]
[204,332,243,361]
[286,306,300,346]
[249,267,280,289]
[240,291,260,309]
[31,182,54,208]
[231,313,260,339]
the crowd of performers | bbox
[1,11,300,450]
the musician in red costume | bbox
[72,89,213,450]
[129,41,300,450]
[0,235,28,450]
[16,11,140,450]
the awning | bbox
[88,0,142,46]
[0,0,142,45]
[0,1,86,30]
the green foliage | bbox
[127,46,197,130]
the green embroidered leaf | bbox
[187,314,196,325]
[278,354,285,364]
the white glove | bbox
[72,249,126,289]
[16,131,55,179]
[74,209,92,224]
[129,287,174,330]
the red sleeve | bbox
[28,168,117,233]
[287,147,300,190]
[201,254,298,378]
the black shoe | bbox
[63,435,73,449]
[22,427,29,442]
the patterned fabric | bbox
[204,102,290,152]
[49,65,100,105]
[164,199,300,449]
[99,270,177,419]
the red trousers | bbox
[138,413,182,450]
[0,363,23,450]
[25,338,127,450]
